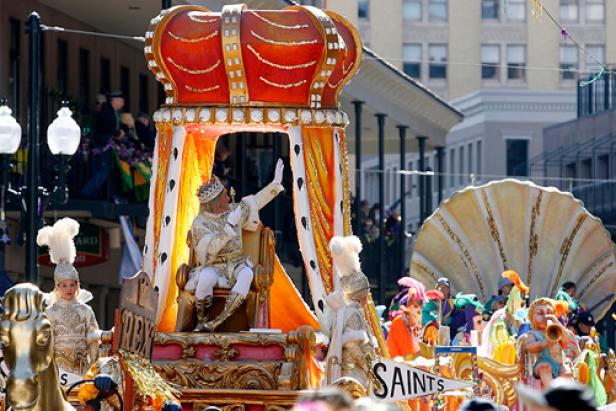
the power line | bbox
[352,168,616,184]
[41,25,145,42]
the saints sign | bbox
[372,358,474,401]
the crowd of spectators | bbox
[77,91,155,201]
[351,197,407,285]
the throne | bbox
[174,224,276,332]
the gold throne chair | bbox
[175,224,276,332]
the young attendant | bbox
[37,218,101,375]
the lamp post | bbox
[0,99,81,284]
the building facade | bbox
[322,0,613,232]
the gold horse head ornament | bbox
[0,283,74,411]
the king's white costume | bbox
[37,218,101,375]
[186,160,284,331]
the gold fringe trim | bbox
[251,30,318,46]
[169,30,218,43]
[167,57,221,75]
[248,11,310,30]
[247,44,316,70]
[259,76,307,89]
[185,84,221,93]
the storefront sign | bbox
[39,222,109,267]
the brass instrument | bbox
[546,320,563,342]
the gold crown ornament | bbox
[198,175,225,204]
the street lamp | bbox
[0,98,81,283]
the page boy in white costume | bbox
[37,218,101,375]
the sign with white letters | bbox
[372,358,474,401]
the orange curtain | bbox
[270,256,319,332]
[157,126,217,331]
[301,128,337,293]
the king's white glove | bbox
[273,158,284,186]
[224,206,242,237]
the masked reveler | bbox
[186,159,284,331]
[37,218,101,375]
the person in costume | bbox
[451,294,484,346]
[386,277,426,359]
[556,281,587,323]
[37,218,101,375]
[186,160,284,331]
[421,277,453,325]
[321,236,377,388]
[524,298,571,387]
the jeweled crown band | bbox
[152,106,349,128]
[198,176,225,204]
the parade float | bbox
[1,3,616,411]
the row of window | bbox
[361,0,606,23]
[402,43,605,81]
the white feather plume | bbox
[329,235,363,276]
[37,218,80,265]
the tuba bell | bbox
[546,320,563,342]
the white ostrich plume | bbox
[36,218,80,265]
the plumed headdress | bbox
[329,236,369,301]
[398,276,427,305]
[36,218,80,285]
[37,218,93,304]
[197,175,224,204]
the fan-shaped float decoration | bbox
[410,179,616,320]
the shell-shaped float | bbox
[410,179,616,320]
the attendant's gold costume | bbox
[46,298,100,374]
[37,218,102,376]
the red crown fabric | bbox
[145,4,362,108]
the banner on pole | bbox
[372,358,474,401]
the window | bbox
[78,48,90,114]
[560,0,578,21]
[358,0,369,18]
[481,45,500,80]
[120,65,130,110]
[458,146,465,185]
[560,45,578,80]
[506,139,528,176]
[482,0,499,19]
[429,44,447,79]
[428,0,447,22]
[585,45,604,72]
[586,0,604,22]
[8,18,20,115]
[57,39,68,96]
[449,149,455,187]
[507,45,526,79]
[476,140,482,176]
[100,57,111,94]
[403,44,422,78]
[403,0,422,21]
[139,74,149,113]
[507,0,526,20]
